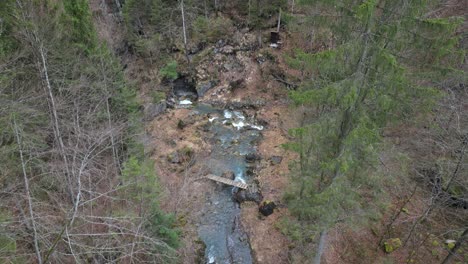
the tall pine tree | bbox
[284,0,463,262]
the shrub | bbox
[159,61,178,81]
[192,16,233,44]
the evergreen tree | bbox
[284,0,463,262]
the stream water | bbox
[192,104,263,264]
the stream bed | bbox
[192,104,263,264]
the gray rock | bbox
[240,33,258,50]
[196,80,216,97]
[144,101,166,121]
[259,201,276,216]
[216,39,225,48]
[245,153,261,163]
[229,79,245,91]
[233,189,263,204]
[221,171,235,180]
[168,151,180,164]
[220,45,234,54]
[173,77,198,100]
[256,54,266,64]
[204,99,266,109]
[270,156,283,165]
[223,63,234,71]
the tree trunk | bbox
[332,7,375,180]
[106,98,120,173]
[13,119,43,264]
[99,55,121,174]
[444,138,466,192]
[248,0,251,25]
[39,45,74,202]
[204,0,208,18]
[180,0,190,64]
[276,8,282,32]
[314,230,327,264]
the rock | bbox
[144,101,167,121]
[196,80,217,97]
[270,156,283,165]
[177,119,186,129]
[240,28,250,34]
[256,54,266,64]
[220,45,234,54]
[384,238,402,253]
[229,79,245,91]
[188,42,204,54]
[179,146,194,162]
[245,153,261,163]
[223,63,234,71]
[259,201,276,216]
[166,98,176,109]
[229,99,266,109]
[167,151,180,164]
[204,99,266,110]
[221,171,235,180]
[194,239,207,264]
[233,189,263,204]
[240,33,258,50]
[216,39,225,48]
[257,118,268,127]
[173,77,198,100]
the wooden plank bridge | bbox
[205,174,249,189]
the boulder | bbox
[245,153,261,163]
[233,189,263,204]
[240,33,258,50]
[259,201,276,216]
[196,80,217,97]
[223,63,235,71]
[256,54,267,64]
[167,151,180,164]
[204,99,266,110]
[144,101,167,121]
[173,77,198,100]
[216,39,226,48]
[384,238,402,253]
[229,79,245,91]
[177,119,186,130]
[270,156,283,165]
[221,171,235,180]
[220,45,234,54]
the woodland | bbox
[0,0,466,263]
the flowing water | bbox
[192,104,263,264]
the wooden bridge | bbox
[205,174,249,189]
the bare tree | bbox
[180,0,190,64]
[13,118,42,264]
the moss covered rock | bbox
[384,238,402,253]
